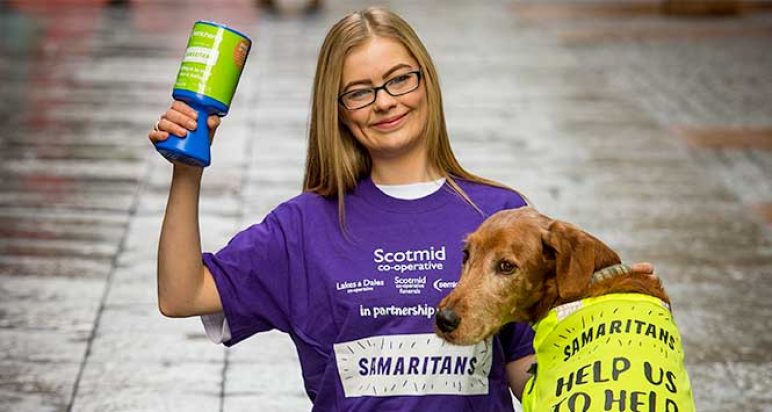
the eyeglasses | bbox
[338,70,422,110]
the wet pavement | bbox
[1,0,771,411]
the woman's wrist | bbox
[172,162,204,180]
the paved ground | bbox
[1,0,771,411]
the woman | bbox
[150,7,651,411]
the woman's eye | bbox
[497,260,517,275]
[347,89,372,100]
[389,74,409,85]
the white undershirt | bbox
[374,177,446,200]
[201,177,447,344]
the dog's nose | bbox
[436,308,461,333]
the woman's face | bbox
[338,36,428,160]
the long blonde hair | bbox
[303,7,521,225]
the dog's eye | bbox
[462,249,469,264]
[497,260,517,275]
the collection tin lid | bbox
[195,20,252,43]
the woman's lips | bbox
[372,112,408,130]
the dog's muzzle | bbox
[435,308,461,333]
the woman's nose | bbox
[435,308,461,333]
[372,88,397,111]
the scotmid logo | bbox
[433,278,458,292]
[373,246,446,273]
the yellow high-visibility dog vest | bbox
[521,293,695,412]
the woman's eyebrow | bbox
[342,63,412,91]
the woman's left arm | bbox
[506,354,534,400]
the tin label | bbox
[173,22,251,106]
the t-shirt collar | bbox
[374,177,447,200]
[355,175,456,213]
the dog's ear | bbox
[542,220,621,301]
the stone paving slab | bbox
[224,395,313,412]
[95,302,205,336]
[688,361,772,412]
[0,256,114,279]
[670,281,772,361]
[0,276,103,333]
[87,331,222,364]
[1,329,90,364]
[136,190,241,218]
[0,238,119,260]
[0,360,82,412]
[676,126,772,150]
[225,331,312,411]
[0,160,144,183]
[70,361,222,412]
[114,216,239,267]
[226,358,306,395]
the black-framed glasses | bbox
[338,70,422,110]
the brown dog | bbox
[435,207,669,344]
[436,207,695,411]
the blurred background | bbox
[0,0,770,411]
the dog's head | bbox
[435,207,621,345]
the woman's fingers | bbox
[159,115,193,138]
[150,105,197,141]
[149,101,220,145]
[207,115,221,129]
[171,100,197,118]
[207,115,221,143]
[169,101,199,136]
[630,262,655,277]
[148,128,170,143]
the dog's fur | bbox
[435,207,669,345]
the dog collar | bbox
[590,263,634,285]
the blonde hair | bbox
[303,7,523,226]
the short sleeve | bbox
[202,208,294,346]
[498,321,535,362]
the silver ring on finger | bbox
[153,120,161,132]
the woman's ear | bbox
[541,220,620,301]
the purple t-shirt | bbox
[203,176,534,411]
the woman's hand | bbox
[630,262,654,276]
[630,262,662,284]
[148,100,222,146]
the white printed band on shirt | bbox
[334,333,493,398]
